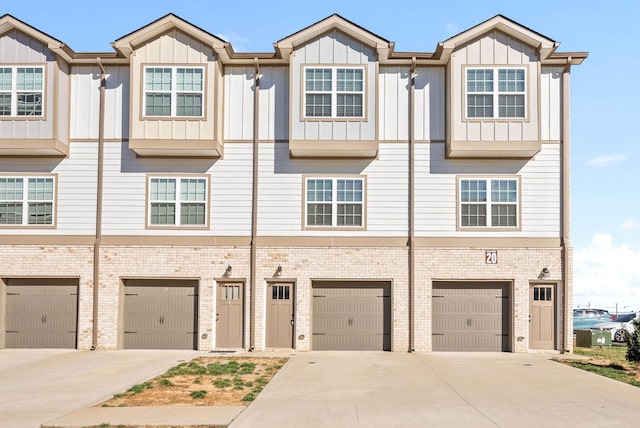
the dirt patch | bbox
[100,356,288,407]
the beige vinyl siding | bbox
[379,66,445,142]
[450,30,539,142]
[70,65,130,140]
[415,143,560,237]
[0,29,55,139]
[540,66,562,141]
[290,30,376,142]
[100,142,252,236]
[130,29,217,142]
[256,142,408,236]
[0,143,97,235]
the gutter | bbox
[249,58,260,351]
[561,57,572,353]
[408,58,416,352]
[92,58,106,350]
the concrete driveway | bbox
[0,348,202,428]
[230,352,640,428]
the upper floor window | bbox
[0,176,54,226]
[144,67,204,117]
[0,67,44,117]
[304,67,364,118]
[305,177,365,228]
[466,68,525,119]
[459,178,519,228]
[148,176,208,227]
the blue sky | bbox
[4,0,640,311]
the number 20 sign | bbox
[485,250,498,264]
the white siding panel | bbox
[258,67,289,141]
[257,143,408,236]
[415,67,445,141]
[0,143,97,235]
[224,67,255,141]
[415,143,560,237]
[540,67,562,141]
[101,142,252,235]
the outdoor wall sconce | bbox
[224,265,232,277]
[276,265,283,277]
[539,267,550,279]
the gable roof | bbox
[275,14,394,61]
[435,14,559,62]
[112,13,231,60]
[0,14,75,62]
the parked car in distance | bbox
[573,308,616,332]
[591,312,639,342]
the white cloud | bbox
[574,234,640,312]
[445,22,459,36]
[621,220,640,231]
[586,154,628,168]
[215,32,250,52]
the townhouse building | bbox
[0,13,586,353]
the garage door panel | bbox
[123,281,198,350]
[433,282,510,352]
[312,282,391,351]
[5,281,78,349]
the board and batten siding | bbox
[379,66,445,142]
[290,30,376,142]
[414,142,560,237]
[0,142,97,235]
[0,29,56,140]
[257,142,408,236]
[129,29,218,142]
[540,66,562,141]
[70,65,130,141]
[450,31,539,142]
[100,142,252,236]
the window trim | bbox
[145,174,211,229]
[302,175,366,231]
[463,66,528,120]
[141,65,206,119]
[0,65,46,119]
[301,65,367,121]
[456,176,521,231]
[0,173,57,228]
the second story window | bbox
[0,66,44,117]
[304,67,364,118]
[144,67,204,117]
[466,68,525,119]
[459,178,519,228]
[148,177,208,227]
[305,177,365,228]
[0,176,54,226]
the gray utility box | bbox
[576,329,611,347]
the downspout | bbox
[408,58,416,352]
[561,58,572,353]
[92,58,106,350]
[249,58,260,351]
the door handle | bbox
[216,313,219,321]
[290,318,295,326]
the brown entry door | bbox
[216,283,243,348]
[266,283,294,348]
[529,285,555,350]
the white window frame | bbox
[304,177,365,229]
[0,66,45,117]
[303,66,365,119]
[458,177,519,229]
[143,66,205,118]
[465,67,526,119]
[0,176,55,226]
[147,176,208,227]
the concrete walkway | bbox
[4,349,640,427]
